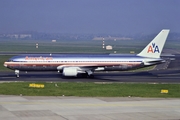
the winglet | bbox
[137,29,170,58]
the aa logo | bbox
[147,43,160,53]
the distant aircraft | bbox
[4,29,170,78]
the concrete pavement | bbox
[0,95,180,120]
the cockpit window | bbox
[7,59,13,62]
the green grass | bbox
[0,82,179,97]
[131,65,155,72]
[0,39,147,53]
[0,39,180,53]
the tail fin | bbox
[137,29,170,58]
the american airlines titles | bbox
[25,56,53,61]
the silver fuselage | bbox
[4,54,164,72]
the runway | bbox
[1,69,180,83]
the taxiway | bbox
[0,96,180,120]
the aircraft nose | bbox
[4,62,7,67]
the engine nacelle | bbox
[62,67,78,76]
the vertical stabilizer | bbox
[137,29,170,58]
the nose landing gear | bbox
[15,70,20,78]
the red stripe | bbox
[5,61,141,67]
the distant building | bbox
[5,34,32,39]
[106,45,113,50]
[52,40,56,42]
[130,51,135,54]
[7,34,19,39]
[19,34,32,38]
[92,37,132,40]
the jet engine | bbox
[62,67,78,76]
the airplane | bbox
[4,29,170,78]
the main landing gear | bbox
[86,70,94,78]
[15,70,20,78]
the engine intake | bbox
[62,67,78,76]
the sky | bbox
[0,0,180,35]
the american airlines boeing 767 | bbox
[4,29,170,78]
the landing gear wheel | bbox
[15,70,20,78]
[87,74,94,78]
[16,74,19,78]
